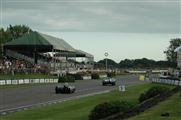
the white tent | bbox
[174,46,181,52]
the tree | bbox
[164,38,181,63]
[6,25,32,41]
[119,59,134,68]
[0,28,9,58]
[97,59,119,69]
[0,25,32,58]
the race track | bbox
[0,75,146,114]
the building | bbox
[174,46,181,68]
[3,31,94,73]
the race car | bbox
[102,78,116,86]
[55,83,76,94]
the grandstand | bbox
[2,31,94,75]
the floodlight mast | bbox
[105,52,109,72]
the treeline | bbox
[0,25,32,58]
[94,58,176,69]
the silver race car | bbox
[102,78,116,86]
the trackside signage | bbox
[119,85,126,92]
[0,78,58,85]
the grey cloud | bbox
[1,0,180,33]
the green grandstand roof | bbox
[4,31,75,52]
[4,31,50,46]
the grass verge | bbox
[0,83,174,120]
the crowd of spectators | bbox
[0,58,50,75]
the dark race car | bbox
[102,78,116,86]
[55,83,76,94]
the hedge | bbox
[89,101,134,120]
[67,73,83,80]
[107,72,116,78]
[139,86,170,103]
[91,73,100,79]
[58,75,75,83]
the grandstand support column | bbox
[66,52,68,74]
[92,57,94,72]
[2,44,5,57]
[53,48,55,71]
[33,49,37,64]
[74,52,76,72]
[179,86,181,97]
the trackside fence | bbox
[149,77,181,86]
[0,78,58,85]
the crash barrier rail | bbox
[99,74,107,78]
[82,76,92,80]
[0,74,108,85]
[0,78,58,85]
[79,74,107,80]
[102,87,181,120]
[150,77,181,86]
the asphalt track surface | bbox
[0,75,146,114]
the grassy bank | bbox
[128,92,181,120]
[1,83,173,120]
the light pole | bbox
[104,52,109,72]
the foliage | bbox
[58,75,75,83]
[67,73,83,80]
[164,38,181,63]
[139,86,170,103]
[95,58,175,69]
[107,72,116,78]
[0,25,32,58]
[119,58,176,68]
[89,101,134,120]
[94,59,119,69]
[91,73,100,79]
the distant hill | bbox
[94,58,176,69]
[119,58,176,69]
[94,59,119,68]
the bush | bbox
[139,86,170,103]
[107,72,116,78]
[91,73,100,79]
[89,101,134,120]
[68,73,83,80]
[58,75,75,83]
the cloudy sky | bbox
[1,0,181,62]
